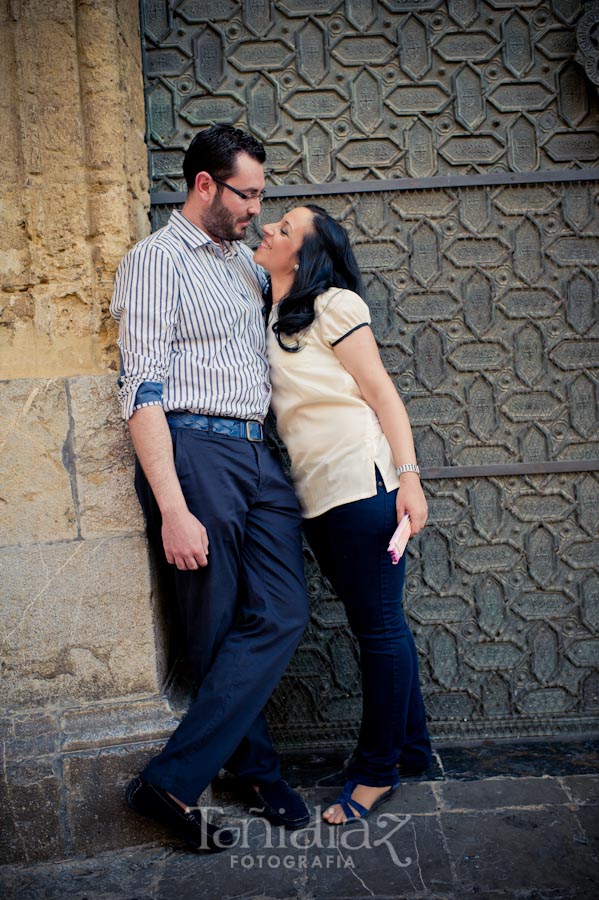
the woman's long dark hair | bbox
[267,204,364,352]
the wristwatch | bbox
[396,463,420,477]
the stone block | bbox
[117,0,146,61]
[0,324,102,380]
[16,0,73,22]
[3,714,60,761]
[0,30,20,187]
[441,806,598,894]
[68,375,144,538]
[576,804,599,854]
[439,775,569,810]
[304,802,453,898]
[0,378,76,545]
[0,245,32,292]
[16,20,80,146]
[0,292,34,328]
[561,773,599,805]
[0,695,214,865]
[27,187,91,280]
[84,181,137,276]
[64,745,170,855]
[1,535,159,708]
[61,697,181,752]
[0,756,64,864]
[64,738,214,856]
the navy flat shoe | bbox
[240,777,310,830]
[126,776,235,852]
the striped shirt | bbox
[110,210,270,422]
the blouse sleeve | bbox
[318,289,372,347]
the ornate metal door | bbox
[140,0,599,747]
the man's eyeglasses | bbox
[212,177,266,202]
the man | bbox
[111,125,310,852]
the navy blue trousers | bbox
[304,475,432,787]
[135,424,308,806]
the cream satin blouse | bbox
[267,287,400,519]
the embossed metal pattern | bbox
[576,1,599,87]
[142,0,599,192]
[259,183,598,747]
[141,1,599,746]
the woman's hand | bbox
[395,472,428,535]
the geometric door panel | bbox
[141,0,599,747]
[143,1,599,192]
[259,183,599,747]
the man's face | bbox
[202,152,265,242]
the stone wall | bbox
[0,0,180,863]
[0,0,148,379]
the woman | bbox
[254,204,432,825]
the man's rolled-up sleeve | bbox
[110,242,179,421]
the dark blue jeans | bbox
[304,476,432,787]
[135,425,309,806]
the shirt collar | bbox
[169,209,239,256]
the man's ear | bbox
[194,170,213,201]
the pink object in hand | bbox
[387,514,411,564]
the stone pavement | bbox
[1,737,597,900]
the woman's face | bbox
[254,206,314,277]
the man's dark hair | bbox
[268,204,365,352]
[183,124,266,189]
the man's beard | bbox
[203,193,250,242]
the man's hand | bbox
[128,407,210,570]
[161,507,210,570]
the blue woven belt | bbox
[166,412,264,442]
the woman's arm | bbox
[333,325,428,534]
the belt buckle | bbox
[245,421,262,441]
